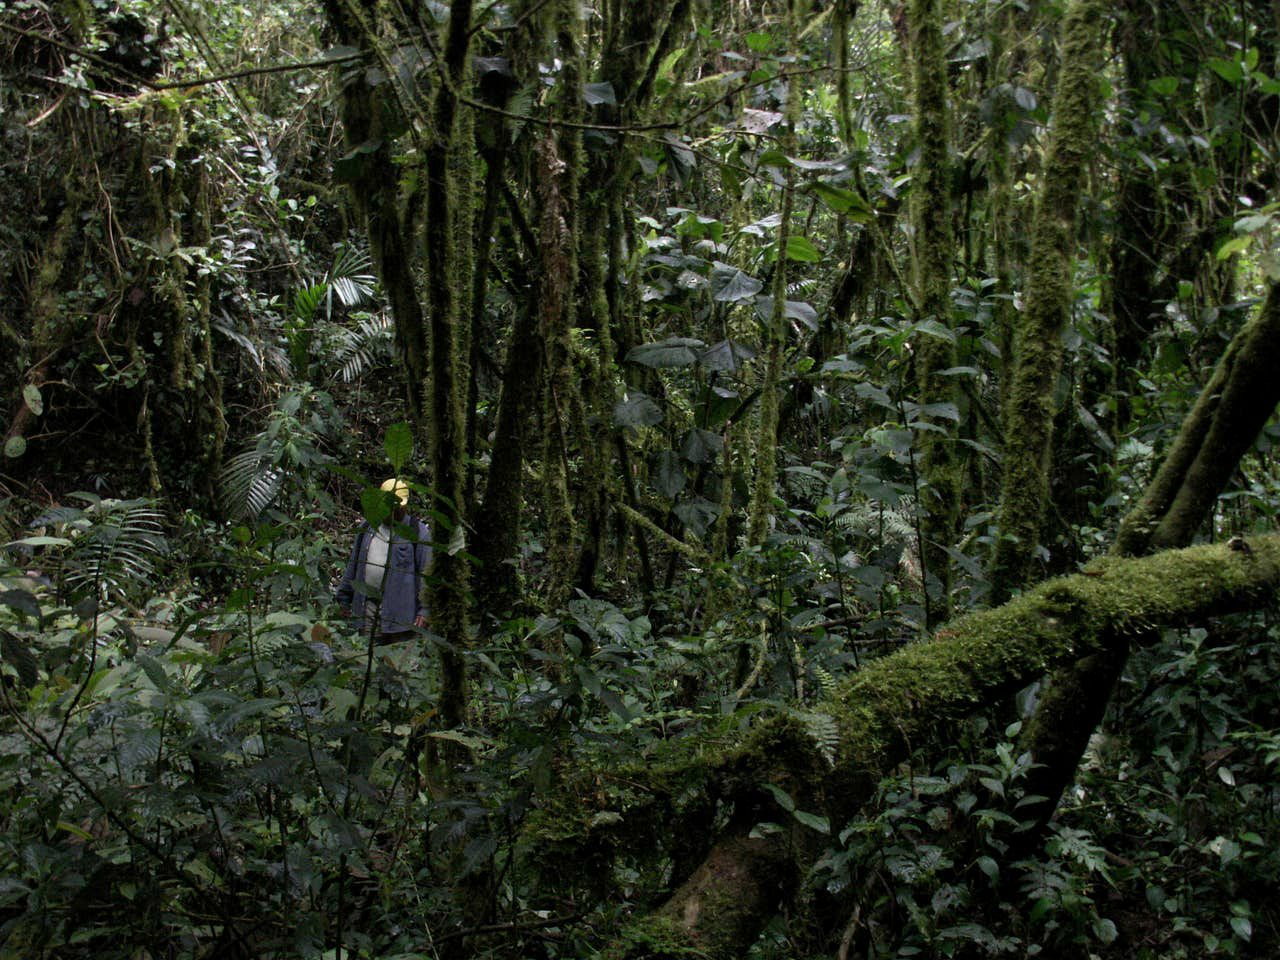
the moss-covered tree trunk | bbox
[424,0,475,732]
[4,178,81,458]
[907,0,962,628]
[594,534,1280,959]
[1012,281,1280,845]
[989,0,1104,603]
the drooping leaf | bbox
[333,139,384,183]
[361,485,392,528]
[1208,58,1245,84]
[613,392,664,428]
[625,338,706,369]
[584,81,617,106]
[713,269,764,302]
[673,497,720,537]
[701,339,757,373]
[680,428,724,464]
[754,297,819,330]
[702,385,741,426]
[652,450,686,499]
[810,182,873,219]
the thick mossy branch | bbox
[1013,280,1280,840]
[1117,281,1280,556]
[990,0,1104,602]
[602,535,1280,958]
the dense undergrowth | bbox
[2,457,1279,958]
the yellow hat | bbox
[380,477,410,506]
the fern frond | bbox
[219,448,284,521]
[790,708,840,769]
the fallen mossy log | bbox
[580,535,1280,959]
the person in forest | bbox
[335,478,432,642]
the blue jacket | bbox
[335,517,432,634]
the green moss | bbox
[907,0,961,627]
[991,0,1105,603]
[603,916,708,959]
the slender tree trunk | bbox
[907,0,962,628]
[424,0,475,733]
[989,0,1105,603]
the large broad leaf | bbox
[652,450,686,499]
[613,391,664,428]
[701,339,757,374]
[673,497,721,537]
[784,235,822,263]
[361,485,393,528]
[701,385,741,426]
[712,269,764,303]
[680,428,724,464]
[810,182,873,220]
[625,337,706,369]
[384,422,413,471]
[584,81,617,106]
[754,297,819,330]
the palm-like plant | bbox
[32,496,167,602]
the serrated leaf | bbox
[613,392,664,428]
[22,385,43,416]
